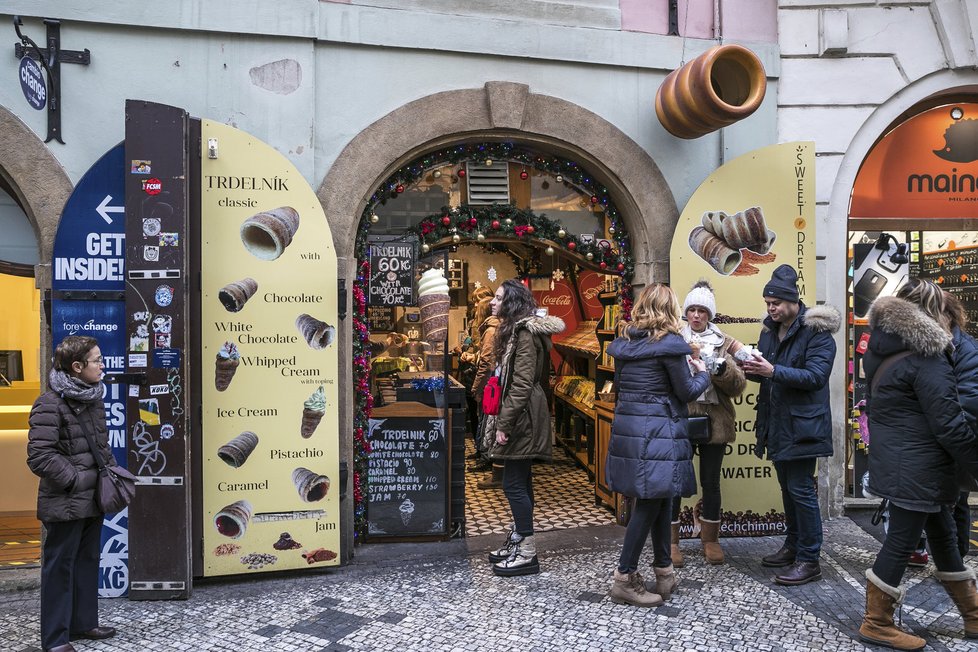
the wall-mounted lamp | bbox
[874,232,909,264]
[207,138,218,159]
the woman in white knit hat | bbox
[670,280,747,566]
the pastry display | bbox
[240,206,300,261]
[295,314,336,350]
[417,267,450,342]
[292,467,330,502]
[217,431,259,468]
[301,386,326,438]
[218,277,258,312]
[215,341,240,392]
[689,226,742,276]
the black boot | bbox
[761,545,796,568]
[774,561,821,586]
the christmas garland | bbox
[351,142,636,541]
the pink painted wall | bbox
[621,0,777,43]
[720,0,777,43]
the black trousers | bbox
[41,516,102,650]
[954,491,972,558]
[502,459,535,537]
[872,503,964,587]
[618,497,672,574]
[671,443,726,521]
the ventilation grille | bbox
[466,163,510,205]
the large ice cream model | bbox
[417,266,450,370]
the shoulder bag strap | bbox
[869,350,913,397]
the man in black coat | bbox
[742,264,840,586]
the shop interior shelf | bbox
[596,364,614,373]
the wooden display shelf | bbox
[599,291,619,299]
[554,392,595,420]
[596,329,616,335]
[597,364,615,373]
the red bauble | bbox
[567,242,576,250]
[491,220,501,230]
[468,218,478,227]
[617,263,625,272]
[458,168,467,178]
[591,195,598,204]
[441,216,451,226]
[520,170,529,180]
[599,262,607,270]
[526,225,535,235]
[395,184,404,194]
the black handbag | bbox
[79,413,137,513]
[687,415,711,443]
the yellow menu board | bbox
[669,142,816,537]
[200,121,340,574]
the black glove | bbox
[754,439,766,460]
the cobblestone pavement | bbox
[2,517,976,651]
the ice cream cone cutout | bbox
[215,341,240,392]
[301,386,326,438]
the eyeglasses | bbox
[85,356,104,366]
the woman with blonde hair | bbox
[606,284,709,607]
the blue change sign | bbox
[19,56,46,110]
[51,143,129,597]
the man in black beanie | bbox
[741,264,840,586]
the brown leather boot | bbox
[652,564,679,601]
[670,521,684,568]
[609,569,663,608]
[477,464,503,489]
[858,569,925,651]
[935,568,978,639]
[699,518,724,565]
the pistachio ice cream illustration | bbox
[295,314,336,350]
[301,386,326,439]
[218,277,258,312]
[215,341,241,392]
[417,267,450,342]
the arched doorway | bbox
[0,104,73,567]
[321,84,677,542]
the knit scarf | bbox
[49,369,104,403]
[682,323,724,405]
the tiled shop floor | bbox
[3,518,977,651]
[0,513,40,568]
[463,440,615,536]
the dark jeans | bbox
[41,516,102,649]
[671,443,726,521]
[618,497,672,574]
[773,458,822,562]
[954,491,972,558]
[465,393,481,454]
[503,458,535,537]
[873,503,965,587]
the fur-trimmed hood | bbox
[803,304,842,334]
[519,314,565,336]
[868,295,951,356]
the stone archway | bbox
[317,82,678,547]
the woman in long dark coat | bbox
[27,335,120,652]
[606,284,709,608]
[482,279,564,577]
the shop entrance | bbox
[0,181,43,568]
[355,142,637,540]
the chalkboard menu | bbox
[368,236,416,306]
[367,404,448,538]
[368,306,395,332]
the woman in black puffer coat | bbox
[27,336,119,651]
[859,287,978,649]
[606,284,710,608]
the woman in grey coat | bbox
[27,336,120,652]
[606,284,709,608]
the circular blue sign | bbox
[19,56,46,110]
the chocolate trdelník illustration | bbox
[292,467,330,502]
[217,431,259,468]
[218,277,258,312]
[295,314,336,350]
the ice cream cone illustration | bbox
[295,314,335,350]
[292,467,330,502]
[214,500,253,539]
[240,206,300,261]
[218,278,258,312]
[301,386,326,438]
[399,498,415,525]
[417,267,450,343]
[215,341,241,392]
[217,431,259,468]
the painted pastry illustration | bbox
[215,341,240,392]
[272,532,302,551]
[214,500,253,539]
[295,314,335,349]
[417,267,450,342]
[292,467,330,502]
[399,498,415,525]
[217,431,259,468]
[302,548,337,564]
[690,206,776,276]
[240,206,300,261]
[218,278,258,312]
[301,386,326,438]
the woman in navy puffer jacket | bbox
[606,284,710,608]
